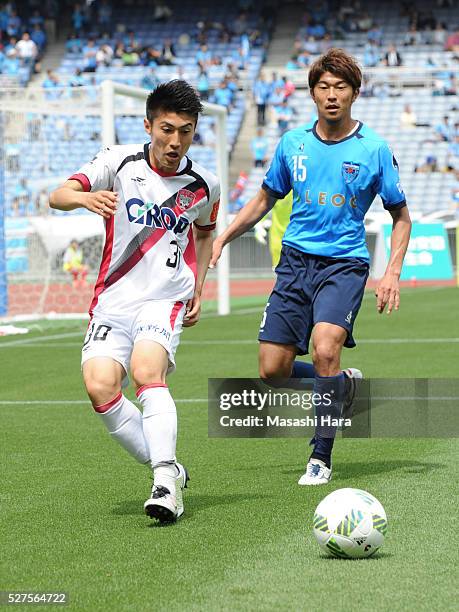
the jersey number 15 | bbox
[292,155,307,182]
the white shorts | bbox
[81,300,186,375]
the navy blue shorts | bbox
[258,245,369,355]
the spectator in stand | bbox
[42,69,60,99]
[82,38,97,72]
[86,76,98,103]
[13,178,32,215]
[69,67,86,87]
[15,32,38,65]
[414,155,438,173]
[196,44,212,70]
[236,32,250,69]
[304,35,320,55]
[281,75,295,98]
[404,24,422,46]
[384,44,403,67]
[97,0,112,33]
[232,10,249,36]
[66,33,83,54]
[363,40,380,67]
[31,23,47,53]
[400,104,417,128]
[197,68,210,100]
[270,71,284,92]
[161,38,176,65]
[275,99,294,136]
[251,128,268,167]
[96,43,113,67]
[72,4,86,35]
[0,5,8,36]
[444,29,459,52]
[6,9,21,37]
[253,73,270,126]
[367,24,384,46]
[4,43,20,76]
[435,115,453,142]
[446,134,459,170]
[122,46,140,66]
[154,0,173,22]
[29,10,44,29]
[213,79,234,109]
[63,239,88,288]
[35,189,49,215]
[201,123,216,146]
[432,23,447,46]
[141,68,159,91]
[357,11,373,32]
[124,30,140,54]
[269,85,285,110]
[443,73,457,95]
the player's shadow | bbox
[319,551,394,561]
[280,460,445,480]
[113,492,271,518]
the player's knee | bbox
[131,364,166,389]
[84,372,121,408]
[312,342,340,373]
[259,360,292,380]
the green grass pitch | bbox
[0,287,458,611]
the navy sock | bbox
[291,361,315,378]
[309,372,345,467]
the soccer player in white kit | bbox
[49,81,220,523]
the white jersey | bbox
[69,144,220,317]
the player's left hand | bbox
[375,273,400,314]
[183,294,201,327]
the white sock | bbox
[137,384,177,496]
[95,393,150,464]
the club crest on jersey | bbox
[342,162,360,184]
[176,188,196,210]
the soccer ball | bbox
[313,488,387,559]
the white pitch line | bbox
[0,331,84,347]
[2,337,459,349]
[0,399,207,405]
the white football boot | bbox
[144,462,189,523]
[298,459,332,486]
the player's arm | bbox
[375,206,412,314]
[209,188,277,268]
[49,180,118,219]
[183,227,214,327]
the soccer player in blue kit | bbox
[210,49,412,485]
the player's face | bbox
[144,112,196,173]
[311,72,358,123]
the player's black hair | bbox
[146,80,203,123]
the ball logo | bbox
[176,188,196,210]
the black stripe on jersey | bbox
[116,150,145,174]
[187,167,210,201]
[158,179,207,210]
[105,180,207,283]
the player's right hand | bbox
[209,237,224,269]
[82,191,118,218]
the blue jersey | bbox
[262,121,406,260]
